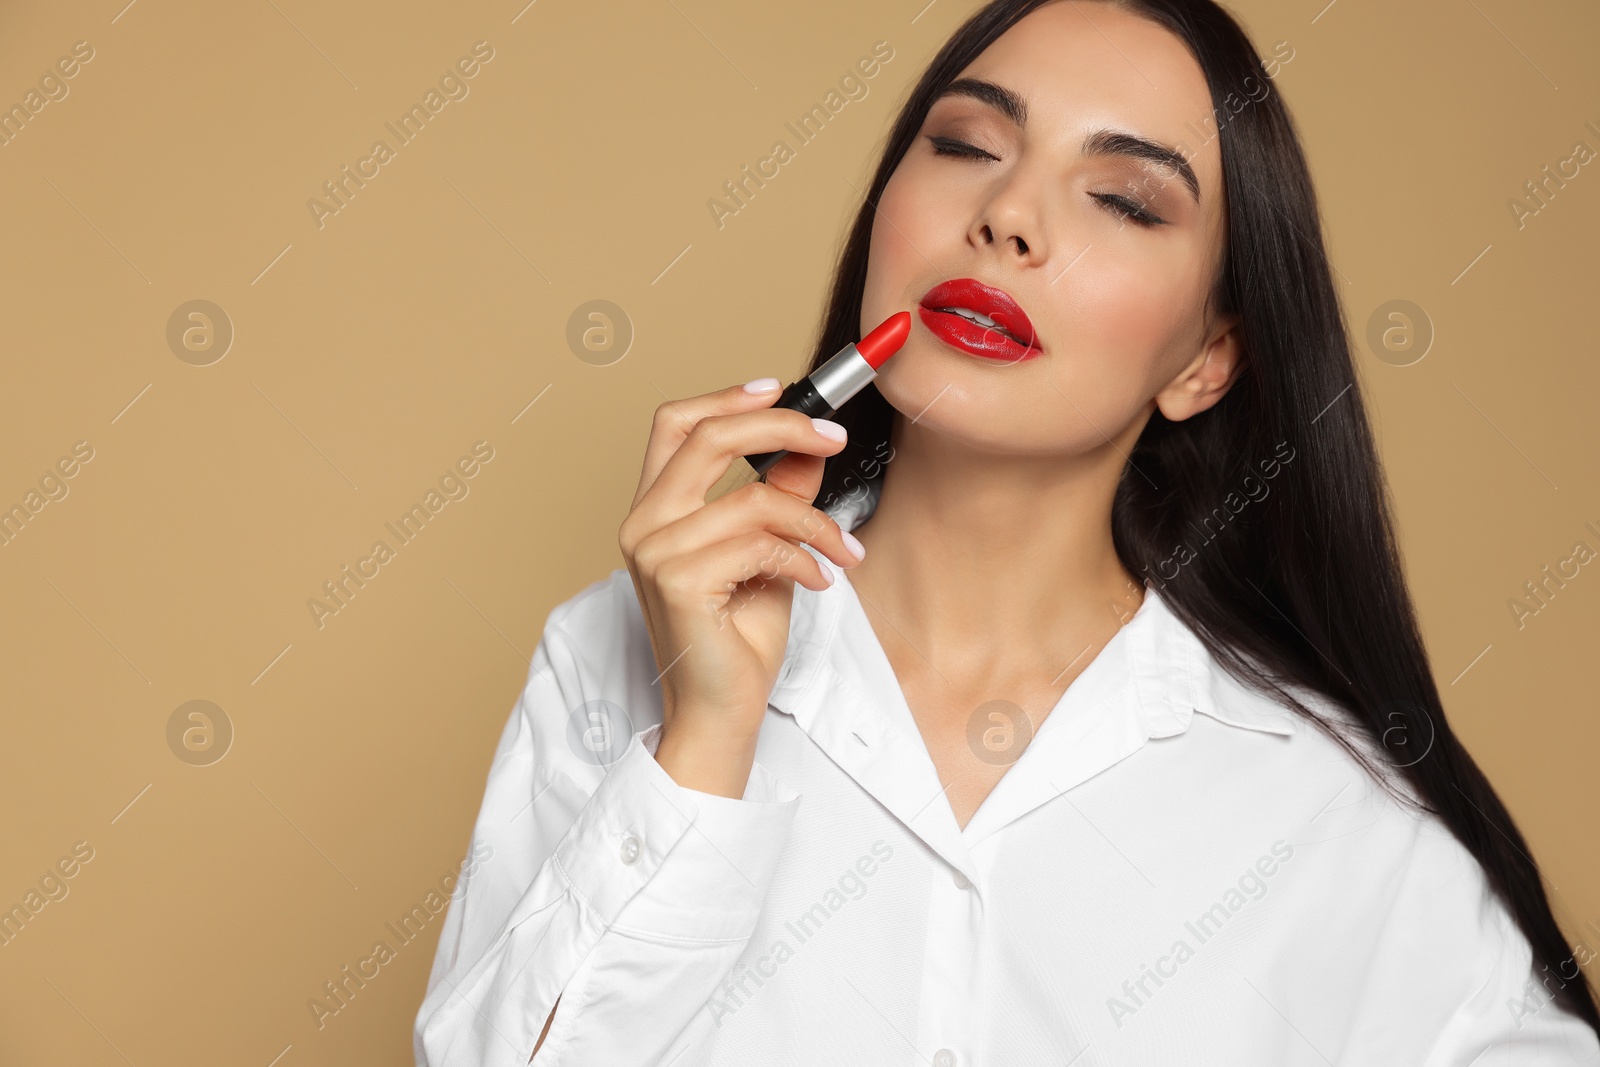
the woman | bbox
[415,1,1600,1063]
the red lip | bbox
[917,278,1042,362]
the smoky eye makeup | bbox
[1118,167,1191,219]
[923,112,1007,156]
[1084,152,1190,218]
[928,134,997,160]
[921,97,1195,228]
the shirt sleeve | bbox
[1420,896,1600,1065]
[413,617,804,1067]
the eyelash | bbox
[927,135,1165,228]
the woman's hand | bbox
[618,379,866,797]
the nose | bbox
[968,170,1049,266]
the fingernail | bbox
[743,377,781,393]
[819,567,835,588]
[811,418,847,442]
[841,530,866,560]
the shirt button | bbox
[933,1049,956,1067]
[619,834,641,865]
[952,869,971,890]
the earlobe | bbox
[1155,333,1244,422]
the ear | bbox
[1155,314,1245,422]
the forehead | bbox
[949,1,1223,197]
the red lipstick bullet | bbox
[744,311,911,477]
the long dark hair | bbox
[803,0,1599,1035]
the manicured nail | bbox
[743,377,781,393]
[841,530,866,560]
[811,418,847,442]
[818,567,835,588]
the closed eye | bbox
[1091,193,1164,228]
[926,135,1167,228]
[929,135,996,161]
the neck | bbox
[845,413,1147,677]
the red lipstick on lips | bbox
[743,311,911,478]
[918,278,1042,362]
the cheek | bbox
[861,166,947,331]
[1063,249,1197,397]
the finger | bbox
[633,379,784,510]
[653,530,835,612]
[759,449,826,506]
[641,408,847,522]
[634,480,863,582]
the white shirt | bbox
[413,542,1600,1066]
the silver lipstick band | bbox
[809,343,875,410]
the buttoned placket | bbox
[766,546,1321,1065]
[770,661,989,1065]
[765,559,1203,1067]
[913,836,983,1067]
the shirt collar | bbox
[772,545,1296,741]
[764,546,1295,866]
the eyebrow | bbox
[933,77,1202,204]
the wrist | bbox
[654,725,759,799]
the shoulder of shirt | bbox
[1198,661,1441,838]
[531,565,663,729]
[1198,654,1518,927]
[539,565,640,651]
[1162,595,1584,1045]
[1158,596,1489,877]
[1157,604,1578,1041]
[1194,668,1531,978]
[1153,591,1426,815]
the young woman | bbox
[415,1,1600,1063]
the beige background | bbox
[1,0,1596,1062]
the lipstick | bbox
[918,278,1041,363]
[743,311,911,477]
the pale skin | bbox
[533,1,1241,1057]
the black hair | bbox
[803,0,1599,1035]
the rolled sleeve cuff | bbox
[552,723,802,944]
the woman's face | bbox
[861,0,1238,459]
